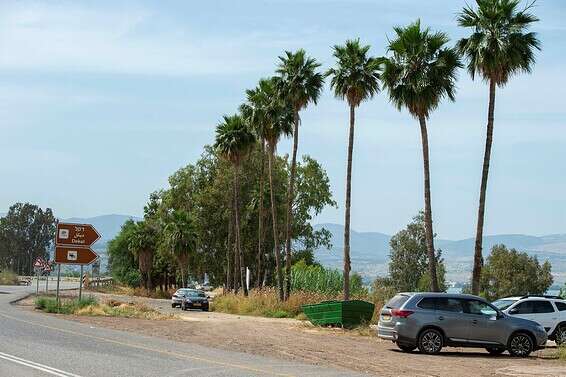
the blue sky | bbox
[0,0,564,239]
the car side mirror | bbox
[206,295,211,299]
[508,308,518,315]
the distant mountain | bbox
[63,214,142,242]
[314,223,566,284]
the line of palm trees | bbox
[213,0,540,300]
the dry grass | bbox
[35,295,175,320]
[0,270,18,285]
[212,288,378,320]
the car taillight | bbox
[391,309,414,318]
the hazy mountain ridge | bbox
[314,223,566,284]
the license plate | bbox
[193,303,201,307]
[382,314,391,321]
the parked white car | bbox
[492,295,566,345]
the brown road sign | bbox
[56,223,101,247]
[55,246,99,265]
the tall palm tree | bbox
[457,0,540,295]
[242,77,294,301]
[326,39,381,301]
[382,20,462,292]
[163,209,197,288]
[276,49,324,300]
[214,114,256,296]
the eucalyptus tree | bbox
[326,39,381,300]
[162,209,197,288]
[241,77,294,300]
[214,114,256,295]
[457,0,540,295]
[381,20,462,292]
[276,49,324,299]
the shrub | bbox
[34,296,98,314]
[290,260,366,296]
[0,270,18,285]
[123,270,141,288]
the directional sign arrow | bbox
[56,223,101,247]
[54,246,99,265]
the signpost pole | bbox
[56,264,61,308]
[79,265,84,301]
[35,270,39,296]
[46,273,49,293]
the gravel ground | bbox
[19,290,566,377]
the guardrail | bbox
[88,277,113,288]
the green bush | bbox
[35,296,98,314]
[123,270,141,288]
[290,260,366,296]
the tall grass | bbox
[290,260,366,296]
[213,288,336,318]
[0,270,18,285]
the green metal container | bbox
[301,300,375,328]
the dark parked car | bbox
[171,288,193,308]
[181,289,209,311]
[377,292,547,357]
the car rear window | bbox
[385,294,410,309]
[532,300,555,313]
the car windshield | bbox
[186,290,205,298]
[492,299,517,310]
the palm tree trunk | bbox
[284,111,300,300]
[232,177,239,293]
[472,79,497,295]
[418,115,439,292]
[226,201,233,291]
[343,105,356,301]
[234,163,247,296]
[256,140,266,288]
[268,143,284,301]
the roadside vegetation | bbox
[1,0,553,327]
[0,270,18,285]
[34,295,174,320]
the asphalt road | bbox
[0,284,367,377]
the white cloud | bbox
[0,2,283,76]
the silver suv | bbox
[377,293,547,357]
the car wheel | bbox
[202,307,209,312]
[171,303,176,308]
[397,343,416,352]
[508,332,533,357]
[485,347,505,356]
[555,326,566,346]
[418,329,443,355]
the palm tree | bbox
[457,0,540,295]
[242,77,294,301]
[382,20,462,292]
[326,39,381,301]
[128,220,157,291]
[163,209,197,288]
[214,114,256,296]
[276,49,324,300]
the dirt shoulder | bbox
[17,291,566,377]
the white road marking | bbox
[0,351,83,377]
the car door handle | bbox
[438,316,444,321]
[471,319,478,324]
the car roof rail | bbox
[519,294,563,300]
